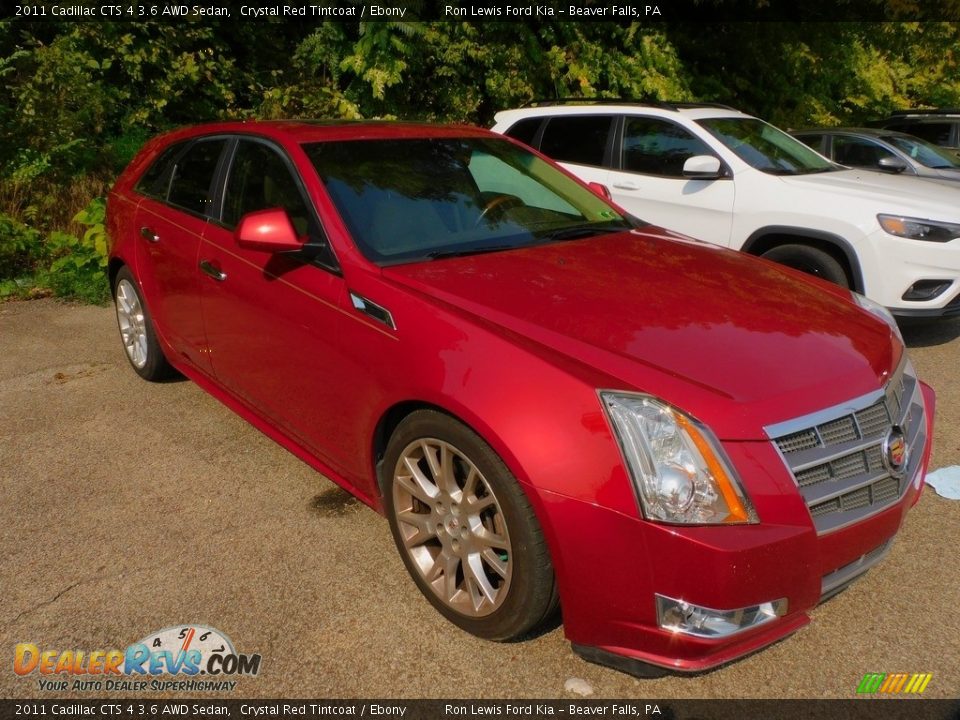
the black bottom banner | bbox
[0,699,958,720]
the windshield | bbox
[882,134,960,169]
[304,137,631,264]
[698,117,837,175]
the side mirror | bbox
[682,155,723,180]
[235,208,303,253]
[588,181,612,199]
[878,156,908,173]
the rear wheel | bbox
[761,243,850,288]
[113,266,173,381]
[383,410,557,641]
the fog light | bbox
[902,279,952,301]
[656,594,787,638]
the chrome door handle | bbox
[140,226,160,243]
[199,260,227,282]
[611,181,640,191]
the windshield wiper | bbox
[535,223,627,243]
[426,245,513,260]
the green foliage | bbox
[0,212,44,279]
[3,20,960,303]
[38,198,109,304]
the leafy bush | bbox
[38,198,110,304]
[0,212,44,279]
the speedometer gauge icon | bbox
[137,624,235,671]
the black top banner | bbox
[8,0,960,22]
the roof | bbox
[791,127,918,139]
[150,119,496,146]
[494,103,750,123]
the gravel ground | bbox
[1,299,958,700]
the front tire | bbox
[761,244,850,288]
[383,410,557,641]
[113,266,173,381]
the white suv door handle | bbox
[612,180,640,191]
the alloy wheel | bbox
[115,278,148,369]
[392,438,513,617]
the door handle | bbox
[611,181,640,191]
[140,226,160,243]
[199,260,227,282]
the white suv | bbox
[491,102,960,317]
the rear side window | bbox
[135,142,186,200]
[503,118,543,148]
[622,117,716,177]
[795,134,826,154]
[167,139,227,216]
[539,115,612,167]
[886,121,953,146]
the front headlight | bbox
[877,214,960,243]
[599,392,757,525]
[850,290,903,342]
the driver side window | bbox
[622,117,715,177]
[222,140,313,237]
[832,136,897,169]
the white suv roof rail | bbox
[520,98,738,112]
[888,109,960,116]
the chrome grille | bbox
[767,358,926,534]
[774,398,892,455]
[818,416,858,445]
[776,429,819,453]
[795,445,885,488]
[856,402,889,439]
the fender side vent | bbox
[349,292,396,330]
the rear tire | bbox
[383,410,557,641]
[113,266,173,381]
[761,244,850,288]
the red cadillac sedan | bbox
[106,120,934,676]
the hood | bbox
[383,229,899,440]
[932,167,960,182]
[781,169,960,219]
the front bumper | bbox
[859,227,960,316]
[546,382,935,675]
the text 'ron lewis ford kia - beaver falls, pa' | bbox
[104,120,935,676]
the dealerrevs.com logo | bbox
[13,625,261,693]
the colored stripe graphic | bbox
[858,672,932,694]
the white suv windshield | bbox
[698,117,837,175]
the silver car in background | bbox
[792,127,960,181]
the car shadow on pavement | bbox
[899,317,960,348]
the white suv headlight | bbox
[877,214,960,243]
[599,392,757,525]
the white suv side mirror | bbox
[683,155,723,180]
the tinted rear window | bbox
[503,117,542,148]
[167,139,227,216]
[539,116,612,167]
[135,142,186,200]
[886,121,953,146]
[795,134,825,154]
